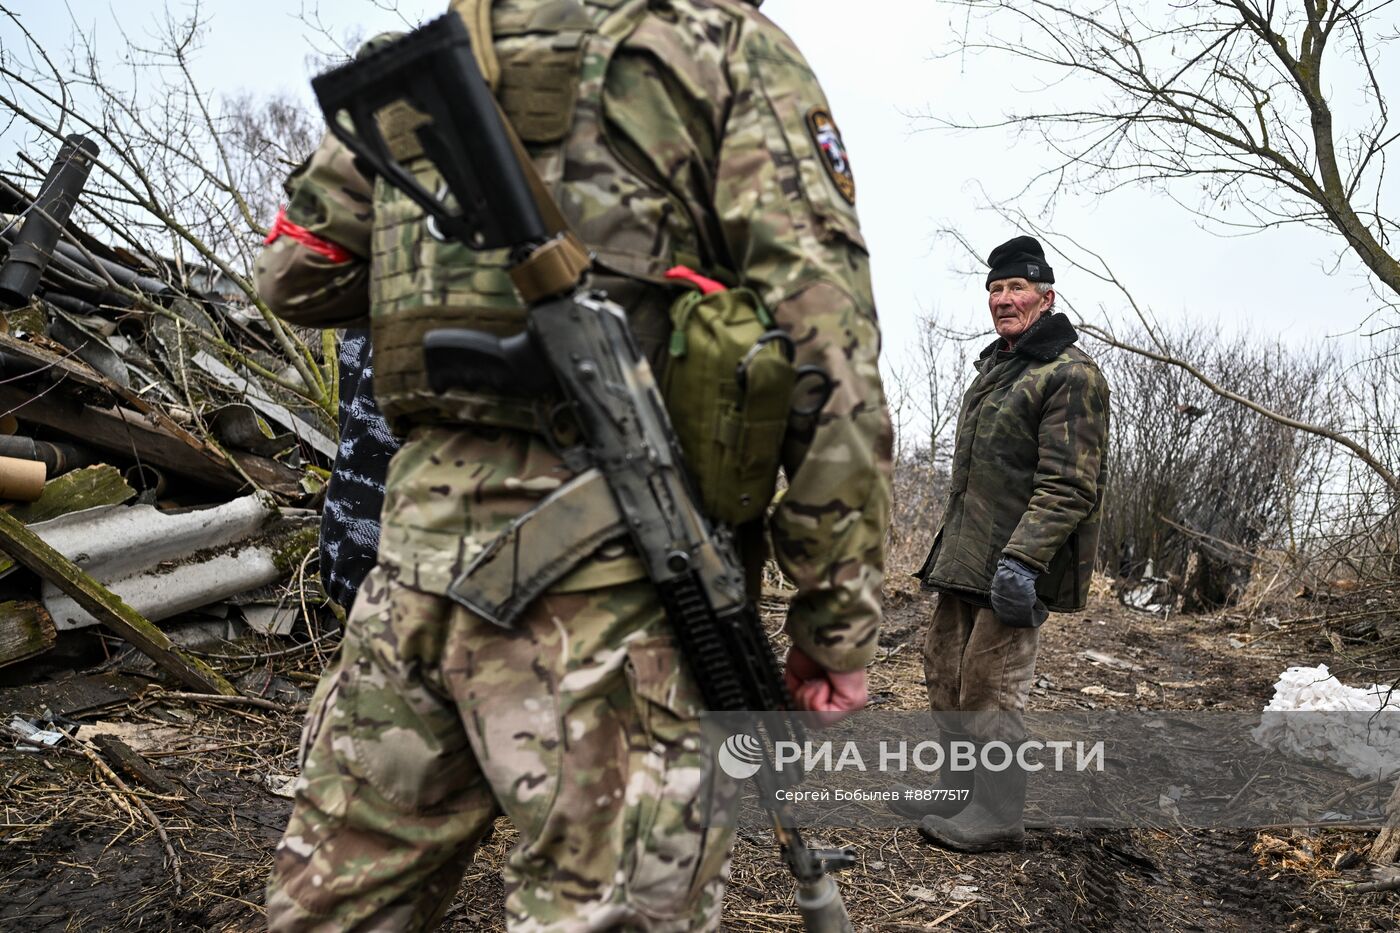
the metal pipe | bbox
[52,240,170,297]
[0,349,50,382]
[0,135,100,309]
[41,293,103,319]
[124,463,167,497]
[0,435,96,475]
[0,229,146,315]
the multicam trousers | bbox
[266,564,735,932]
[922,592,1041,743]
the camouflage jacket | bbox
[255,0,892,672]
[916,312,1109,612]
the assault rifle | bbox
[312,14,855,932]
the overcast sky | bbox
[7,0,1396,393]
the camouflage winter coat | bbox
[255,0,892,672]
[916,312,1109,612]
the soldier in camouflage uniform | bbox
[902,236,1110,853]
[254,1,891,929]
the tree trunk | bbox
[1370,781,1400,864]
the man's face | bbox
[988,277,1053,344]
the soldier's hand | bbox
[784,646,868,725]
[990,555,1049,629]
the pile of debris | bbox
[0,135,334,689]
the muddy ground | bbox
[2,586,1397,932]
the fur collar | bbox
[979,311,1079,363]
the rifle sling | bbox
[449,0,502,91]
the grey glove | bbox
[989,556,1049,629]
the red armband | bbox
[264,206,355,264]
[664,265,727,295]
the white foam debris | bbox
[1252,664,1400,778]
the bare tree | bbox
[211,91,323,264]
[1096,323,1338,606]
[0,2,332,422]
[885,311,972,575]
[939,0,1400,314]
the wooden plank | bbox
[0,387,304,498]
[0,331,115,394]
[0,599,55,668]
[0,335,307,499]
[89,734,183,797]
[0,332,303,467]
[0,509,237,695]
[0,384,246,491]
[1,672,139,718]
[228,449,306,499]
[8,464,135,524]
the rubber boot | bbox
[887,732,974,820]
[917,756,1026,852]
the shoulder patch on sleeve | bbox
[806,107,855,205]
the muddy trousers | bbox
[266,565,735,933]
[921,592,1040,743]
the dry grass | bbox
[4,590,1400,931]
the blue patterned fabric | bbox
[321,329,402,611]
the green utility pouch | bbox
[660,272,796,527]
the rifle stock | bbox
[311,17,546,252]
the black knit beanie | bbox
[985,235,1055,288]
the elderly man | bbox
[907,235,1110,852]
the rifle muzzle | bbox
[796,876,854,933]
